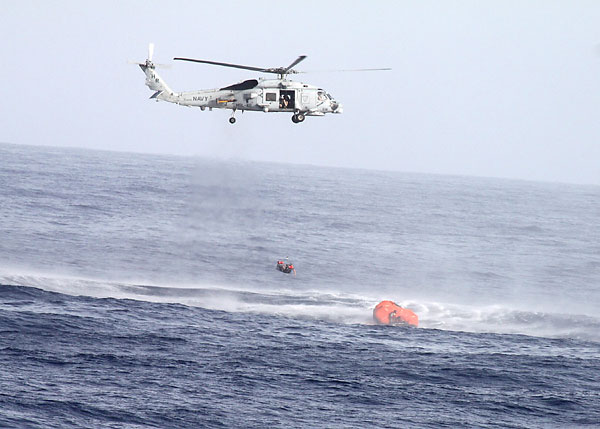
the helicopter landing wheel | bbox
[291,115,299,123]
[296,113,305,122]
[229,117,236,124]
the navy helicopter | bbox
[135,43,389,124]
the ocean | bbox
[1,142,599,428]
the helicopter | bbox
[135,43,390,124]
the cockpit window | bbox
[317,90,326,102]
[326,93,333,99]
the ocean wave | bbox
[2,273,599,343]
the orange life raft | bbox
[373,300,418,327]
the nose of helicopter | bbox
[331,101,343,114]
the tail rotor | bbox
[148,43,154,63]
[128,43,170,69]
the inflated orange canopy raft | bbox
[373,300,418,327]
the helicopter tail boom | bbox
[139,63,177,101]
[136,43,179,103]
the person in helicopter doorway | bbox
[280,94,290,109]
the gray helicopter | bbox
[135,43,389,124]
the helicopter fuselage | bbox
[140,61,342,123]
[178,79,341,116]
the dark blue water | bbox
[1,142,600,428]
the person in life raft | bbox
[276,259,296,275]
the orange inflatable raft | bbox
[373,300,418,327]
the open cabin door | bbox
[278,89,295,111]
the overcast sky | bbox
[2,1,599,185]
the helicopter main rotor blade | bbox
[173,57,268,73]
[298,67,392,73]
[283,55,307,73]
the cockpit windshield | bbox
[317,90,335,102]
